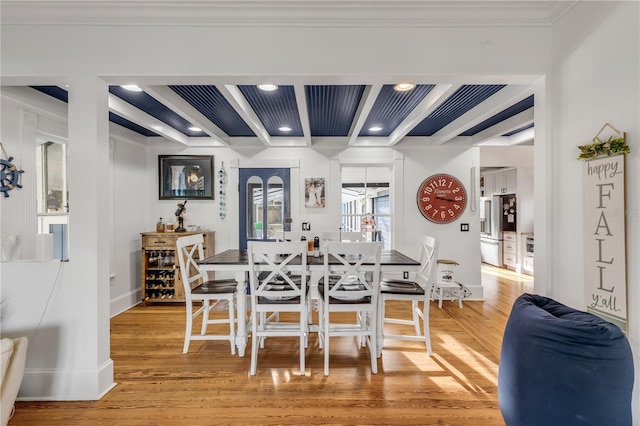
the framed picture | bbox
[305,178,325,208]
[158,155,214,200]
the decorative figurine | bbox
[174,200,188,232]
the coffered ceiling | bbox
[5,1,580,149]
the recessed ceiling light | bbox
[257,84,278,91]
[369,126,383,132]
[188,126,202,132]
[278,126,292,132]
[394,83,415,92]
[121,84,143,92]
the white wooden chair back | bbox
[176,233,207,296]
[415,235,439,289]
[248,241,307,303]
[323,241,381,302]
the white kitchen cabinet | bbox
[503,231,517,270]
[482,168,517,195]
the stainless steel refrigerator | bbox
[480,195,517,267]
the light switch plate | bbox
[302,222,311,231]
[460,223,469,232]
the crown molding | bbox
[1,1,579,27]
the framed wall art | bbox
[305,178,325,208]
[158,155,214,200]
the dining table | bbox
[199,248,421,357]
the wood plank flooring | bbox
[10,265,533,425]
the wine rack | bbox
[140,231,215,304]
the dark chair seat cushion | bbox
[498,293,634,426]
[193,279,237,295]
[317,281,371,304]
[380,279,425,295]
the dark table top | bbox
[200,249,419,267]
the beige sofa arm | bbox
[1,337,28,426]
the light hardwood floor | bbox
[10,265,533,425]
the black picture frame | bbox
[158,155,214,200]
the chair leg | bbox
[201,300,210,335]
[411,300,421,336]
[183,301,193,354]
[457,287,463,308]
[228,296,236,355]
[438,286,444,309]
[423,303,432,356]
[370,320,378,374]
[324,313,330,376]
[250,312,259,375]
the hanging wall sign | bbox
[584,152,628,332]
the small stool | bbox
[432,259,462,308]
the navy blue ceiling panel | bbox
[408,84,506,136]
[108,112,159,137]
[359,84,435,137]
[237,85,302,137]
[31,85,68,102]
[169,85,255,137]
[31,86,160,137]
[460,95,534,136]
[109,86,206,137]
[306,85,366,136]
[503,122,534,136]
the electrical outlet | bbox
[302,222,311,231]
[403,271,409,279]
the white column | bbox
[65,75,114,398]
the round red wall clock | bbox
[417,173,467,223]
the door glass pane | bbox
[246,176,264,239]
[266,176,284,240]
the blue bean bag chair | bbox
[498,293,634,426]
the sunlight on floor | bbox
[481,264,534,283]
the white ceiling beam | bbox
[218,84,271,146]
[293,84,312,146]
[108,94,188,145]
[470,108,534,145]
[388,84,458,146]
[430,84,533,145]
[348,84,383,146]
[142,85,230,146]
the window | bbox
[36,141,69,259]
[341,166,391,250]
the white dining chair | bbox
[317,241,381,376]
[247,241,308,376]
[176,234,238,355]
[379,235,438,355]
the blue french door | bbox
[239,168,291,249]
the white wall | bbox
[550,0,639,417]
[109,126,150,316]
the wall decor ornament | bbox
[304,178,325,208]
[218,161,227,220]
[417,173,467,223]
[583,124,628,332]
[158,155,214,200]
[577,123,630,161]
[0,143,24,198]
